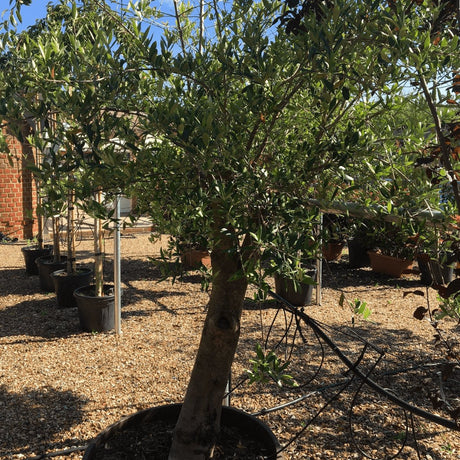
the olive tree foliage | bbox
[0,1,149,277]
[0,0,443,458]
[129,0,404,249]
[331,0,460,220]
[396,0,460,213]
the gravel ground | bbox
[0,232,459,460]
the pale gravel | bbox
[0,232,459,460]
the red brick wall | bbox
[0,123,37,240]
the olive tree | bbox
[117,1,409,457]
[1,0,447,458]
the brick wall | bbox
[0,123,37,240]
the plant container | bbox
[417,253,455,286]
[21,244,53,275]
[274,267,317,306]
[368,251,413,278]
[36,255,67,292]
[180,248,211,269]
[322,241,345,261]
[74,284,115,332]
[82,403,284,460]
[347,238,370,268]
[51,267,93,308]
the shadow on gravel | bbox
[0,384,89,458]
[0,296,81,340]
[0,255,207,338]
[322,259,425,290]
[233,259,459,458]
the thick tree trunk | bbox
[168,233,250,460]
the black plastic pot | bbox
[347,238,371,268]
[51,268,93,309]
[83,403,284,460]
[21,245,53,275]
[36,255,67,292]
[74,284,115,332]
[417,253,455,286]
[274,267,317,306]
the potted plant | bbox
[73,186,116,333]
[264,215,321,307]
[51,174,93,309]
[321,213,347,261]
[27,118,93,302]
[6,0,445,458]
[177,225,211,270]
[35,205,68,292]
[273,259,317,306]
[367,218,420,278]
[416,220,458,285]
[345,217,373,268]
[21,236,53,275]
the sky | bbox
[13,2,48,31]
[14,1,123,31]
[12,1,176,33]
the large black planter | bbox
[36,255,67,292]
[347,238,371,268]
[83,403,284,460]
[21,245,53,275]
[51,268,93,309]
[274,267,317,306]
[74,284,115,332]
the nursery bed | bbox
[0,233,459,460]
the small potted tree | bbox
[321,213,347,261]
[34,177,68,292]
[73,183,117,333]
[50,172,93,309]
[345,217,373,268]
[265,227,320,306]
[28,120,92,302]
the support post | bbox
[316,213,322,305]
[114,193,122,336]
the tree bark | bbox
[168,232,250,460]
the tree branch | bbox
[418,70,460,214]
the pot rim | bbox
[74,283,115,299]
[83,403,284,460]
[21,244,53,252]
[51,267,93,278]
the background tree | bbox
[0,1,146,288]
